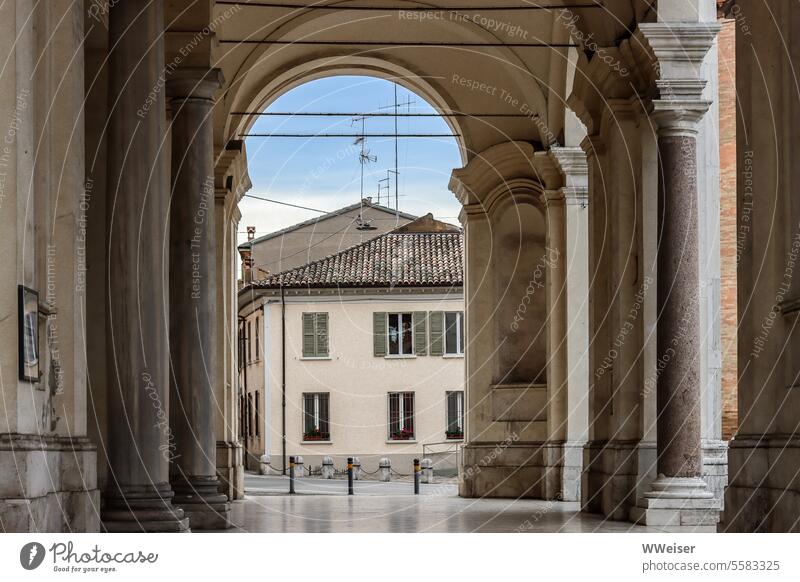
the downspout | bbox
[237,316,247,463]
[281,284,287,476]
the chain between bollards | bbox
[289,455,296,495]
[347,457,354,495]
[413,458,420,495]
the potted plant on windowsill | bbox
[391,428,414,441]
[303,428,329,441]
[445,429,464,440]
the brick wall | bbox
[718,19,738,440]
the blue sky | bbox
[239,76,462,245]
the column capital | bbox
[167,67,224,100]
[638,22,720,81]
[449,141,539,207]
[651,98,711,138]
[535,147,589,207]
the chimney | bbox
[247,226,256,241]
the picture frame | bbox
[18,285,39,382]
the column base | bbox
[582,440,656,520]
[0,435,100,532]
[630,476,720,531]
[172,475,232,530]
[721,435,800,532]
[102,483,190,532]
[216,440,245,500]
[459,441,581,500]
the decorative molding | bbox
[449,141,539,207]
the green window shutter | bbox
[429,311,444,356]
[413,311,428,356]
[302,313,316,357]
[373,312,387,357]
[316,312,329,357]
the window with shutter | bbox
[302,312,329,358]
[413,312,427,356]
[429,311,444,356]
[373,312,387,356]
[315,312,329,357]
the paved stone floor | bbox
[223,474,654,533]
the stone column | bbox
[632,21,720,529]
[167,67,231,529]
[102,0,188,532]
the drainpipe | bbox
[237,316,248,463]
[281,284,287,476]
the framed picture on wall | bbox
[18,285,39,382]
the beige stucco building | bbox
[239,216,465,474]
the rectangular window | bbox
[247,321,252,363]
[387,313,413,356]
[255,316,260,360]
[238,324,244,368]
[254,391,260,437]
[302,392,330,440]
[388,392,415,440]
[444,312,464,355]
[247,393,253,438]
[302,312,329,358]
[446,391,464,439]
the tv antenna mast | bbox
[352,115,378,231]
[378,84,415,222]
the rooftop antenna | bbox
[378,84,415,223]
[378,171,391,207]
[352,115,378,231]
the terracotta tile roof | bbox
[248,226,463,290]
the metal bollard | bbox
[413,458,420,495]
[347,457,354,495]
[289,456,296,494]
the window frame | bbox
[302,392,331,442]
[387,312,414,357]
[387,391,416,441]
[443,311,464,356]
[445,390,465,440]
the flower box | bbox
[303,430,329,441]
[390,429,414,441]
